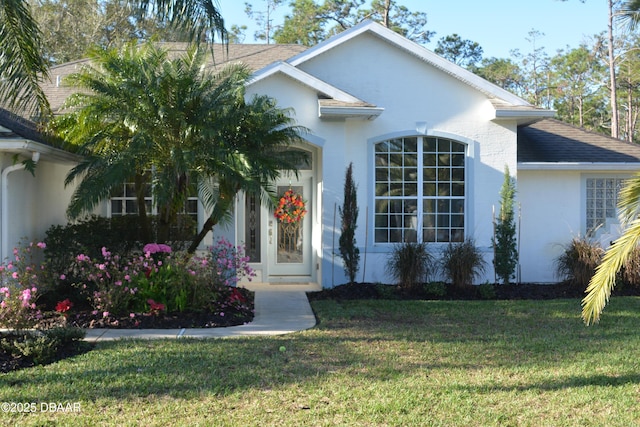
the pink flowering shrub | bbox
[69,247,145,315]
[0,241,45,330]
[61,238,255,316]
[208,238,256,287]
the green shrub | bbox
[441,239,487,287]
[555,237,603,288]
[0,327,88,366]
[386,242,434,293]
[478,283,497,300]
[423,281,447,298]
[620,246,640,288]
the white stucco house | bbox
[21,20,640,287]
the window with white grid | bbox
[374,136,466,243]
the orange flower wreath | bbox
[274,189,307,223]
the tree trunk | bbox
[188,216,217,254]
[609,0,619,139]
[134,172,152,243]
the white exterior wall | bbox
[1,155,75,261]
[245,34,521,286]
[518,169,582,283]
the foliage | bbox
[583,174,640,324]
[65,238,255,315]
[435,34,483,69]
[273,0,434,45]
[0,0,51,117]
[68,247,145,315]
[338,163,360,283]
[29,0,195,65]
[477,283,497,300]
[53,41,306,254]
[386,242,433,292]
[555,237,604,288]
[492,166,518,285]
[207,238,256,288]
[440,238,487,287]
[423,281,447,298]
[620,245,640,287]
[0,327,88,367]
[0,241,46,330]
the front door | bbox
[267,176,313,277]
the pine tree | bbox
[339,163,360,283]
[492,166,518,285]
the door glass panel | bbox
[276,185,304,264]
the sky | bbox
[217,0,611,59]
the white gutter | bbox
[0,139,80,163]
[1,151,40,262]
[518,162,640,171]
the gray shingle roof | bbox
[0,108,49,145]
[518,118,640,163]
[42,43,308,114]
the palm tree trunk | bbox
[134,172,152,243]
[188,216,217,254]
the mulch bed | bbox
[306,281,640,301]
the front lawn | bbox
[1,297,640,426]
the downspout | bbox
[1,151,40,262]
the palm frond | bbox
[582,219,640,324]
[133,0,227,44]
[0,0,50,117]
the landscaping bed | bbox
[307,281,640,301]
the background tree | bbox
[1,0,227,118]
[548,45,608,130]
[476,57,525,97]
[272,0,433,45]
[338,163,360,284]
[273,0,325,46]
[492,166,518,285]
[434,34,483,69]
[244,0,284,44]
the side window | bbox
[586,177,626,237]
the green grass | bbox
[2,298,640,426]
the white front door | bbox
[267,176,313,278]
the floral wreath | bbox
[274,189,307,223]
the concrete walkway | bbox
[83,283,321,342]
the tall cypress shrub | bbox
[339,163,360,283]
[492,165,518,285]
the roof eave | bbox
[318,105,384,120]
[518,162,640,171]
[493,109,556,126]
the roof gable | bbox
[287,20,545,109]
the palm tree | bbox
[0,0,226,118]
[55,42,306,251]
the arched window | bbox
[374,136,465,243]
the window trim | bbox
[368,129,474,247]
